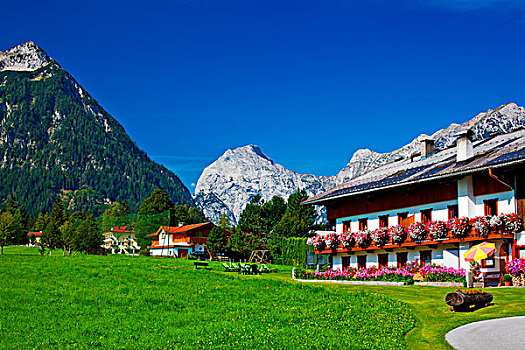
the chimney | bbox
[418,135,435,159]
[455,129,474,162]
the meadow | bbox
[0,247,413,349]
[2,247,524,349]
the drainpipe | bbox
[488,168,513,191]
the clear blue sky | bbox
[2,0,525,191]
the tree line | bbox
[0,189,206,255]
[205,188,320,261]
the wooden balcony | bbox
[315,228,515,255]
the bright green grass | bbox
[0,254,413,349]
[294,281,525,349]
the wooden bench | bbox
[194,262,211,270]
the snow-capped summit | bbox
[0,41,54,72]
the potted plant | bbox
[448,217,471,238]
[389,225,407,244]
[408,222,427,243]
[427,220,447,240]
[502,274,512,287]
[339,232,355,249]
[500,213,523,233]
[307,235,325,251]
[472,216,490,237]
[354,230,372,248]
[325,233,340,250]
[371,227,389,246]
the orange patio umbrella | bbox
[464,242,496,262]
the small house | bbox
[147,222,227,258]
[103,226,140,255]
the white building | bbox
[304,128,525,276]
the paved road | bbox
[446,316,525,350]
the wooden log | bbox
[445,291,493,310]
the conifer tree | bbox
[75,213,102,254]
[0,212,16,255]
[273,189,315,237]
[206,227,228,260]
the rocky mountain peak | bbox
[194,102,525,224]
[0,41,54,72]
[222,144,274,164]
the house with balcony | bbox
[103,226,140,255]
[147,222,228,258]
[304,128,525,275]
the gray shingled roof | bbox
[304,128,525,205]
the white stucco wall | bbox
[335,200,457,233]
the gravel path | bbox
[445,316,525,350]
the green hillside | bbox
[0,45,193,214]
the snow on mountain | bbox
[0,41,53,72]
[194,103,525,224]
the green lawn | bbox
[305,283,525,349]
[1,248,524,349]
[1,251,413,349]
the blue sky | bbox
[2,0,525,191]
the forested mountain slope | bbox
[0,42,194,214]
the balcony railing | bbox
[314,227,515,254]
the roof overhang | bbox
[304,158,525,206]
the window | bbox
[358,218,368,231]
[420,250,432,266]
[421,209,432,224]
[484,199,498,216]
[342,256,351,269]
[379,215,389,228]
[448,205,458,220]
[342,220,351,233]
[398,212,414,227]
[397,252,408,268]
[398,212,408,225]
[378,253,388,268]
[481,255,495,268]
[357,255,367,269]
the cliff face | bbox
[194,103,525,224]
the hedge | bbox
[272,237,313,266]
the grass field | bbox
[0,247,413,349]
[1,247,524,349]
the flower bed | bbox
[505,258,525,286]
[295,261,465,284]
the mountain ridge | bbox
[0,41,194,214]
[194,102,525,224]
